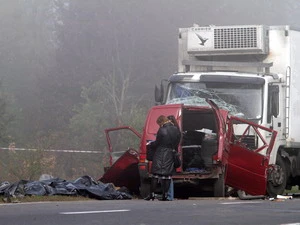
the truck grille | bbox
[214,27,258,49]
[186,25,268,55]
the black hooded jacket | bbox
[150,122,181,176]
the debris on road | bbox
[269,195,293,201]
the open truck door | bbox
[99,126,142,194]
[206,99,228,163]
[206,99,229,197]
[207,99,277,196]
[225,116,277,196]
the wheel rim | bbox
[269,164,285,187]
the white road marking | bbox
[280,223,300,225]
[220,201,262,205]
[60,209,130,215]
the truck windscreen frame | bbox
[166,75,264,121]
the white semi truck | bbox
[154,24,300,196]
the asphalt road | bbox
[1,198,300,225]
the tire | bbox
[214,173,225,197]
[139,179,150,199]
[267,156,287,197]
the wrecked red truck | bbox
[100,100,277,198]
[100,24,300,198]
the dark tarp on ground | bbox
[0,175,132,200]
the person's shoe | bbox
[144,193,155,201]
[161,193,168,201]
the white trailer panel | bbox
[288,29,300,143]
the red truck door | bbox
[99,126,142,193]
[104,126,141,166]
[225,116,277,196]
[206,99,228,162]
[207,99,277,196]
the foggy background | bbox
[0,0,299,180]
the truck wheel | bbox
[139,179,150,199]
[267,156,287,197]
[214,173,225,197]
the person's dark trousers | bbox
[144,177,171,201]
[160,178,171,201]
[144,177,158,201]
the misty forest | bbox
[0,0,299,181]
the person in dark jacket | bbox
[144,115,181,201]
[166,115,181,200]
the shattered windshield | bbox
[166,82,263,120]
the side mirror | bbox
[155,79,168,104]
[155,84,163,103]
